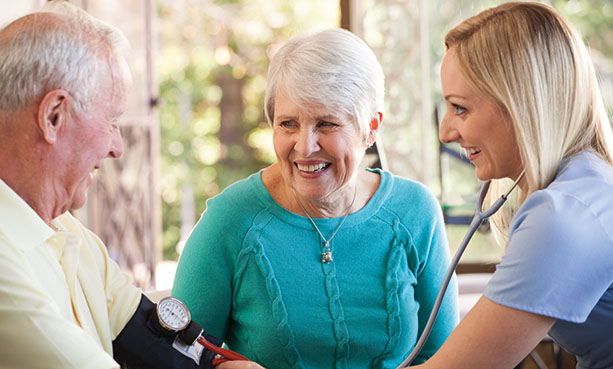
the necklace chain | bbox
[291,184,357,264]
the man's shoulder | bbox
[55,212,112,264]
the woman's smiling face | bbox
[439,47,523,181]
[272,88,368,201]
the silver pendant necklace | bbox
[291,185,357,264]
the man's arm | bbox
[113,294,266,369]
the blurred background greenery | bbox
[157,0,613,265]
[157,0,339,259]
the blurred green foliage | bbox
[157,0,340,260]
[157,0,613,263]
[552,0,613,117]
[437,0,613,263]
[553,0,613,59]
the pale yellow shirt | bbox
[0,179,142,369]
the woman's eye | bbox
[279,120,295,128]
[318,120,337,128]
[452,104,466,115]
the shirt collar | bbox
[0,178,56,251]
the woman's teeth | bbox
[466,148,481,155]
[296,163,330,172]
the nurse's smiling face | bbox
[272,88,368,202]
[439,47,523,181]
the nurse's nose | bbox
[438,112,460,144]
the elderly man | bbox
[0,2,262,369]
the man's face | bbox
[55,55,131,212]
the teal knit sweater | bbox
[172,168,459,369]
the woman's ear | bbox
[367,112,383,146]
[37,90,69,144]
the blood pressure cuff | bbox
[112,295,221,369]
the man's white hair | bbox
[0,0,129,113]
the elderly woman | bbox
[410,2,613,369]
[172,28,458,369]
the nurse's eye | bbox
[452,104,467,116]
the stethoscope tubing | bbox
[395,183,489,368]
[395,171,524,368]
[197,335,249,365]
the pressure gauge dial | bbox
[156,296,191,332]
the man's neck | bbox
[0,153,59,225]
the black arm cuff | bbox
[112,294,221,369]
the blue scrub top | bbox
[484,152,613,369]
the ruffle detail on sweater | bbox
[320,253,350,369]
[237,224,305,369]
[371,234,407,368]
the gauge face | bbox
[157,297,191,332]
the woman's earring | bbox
[367,131,376,148]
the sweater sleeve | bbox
[172,192,243,340]
[409,185,459,364]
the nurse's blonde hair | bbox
[444,1,613,244]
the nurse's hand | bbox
[214,361,266,369]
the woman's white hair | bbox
[444,1,613,244]
[0,0,129,113]
[264,28,384,139]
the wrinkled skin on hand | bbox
[214,361,266,369]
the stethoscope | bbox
[157,171,525,367]
[395,169,525,369]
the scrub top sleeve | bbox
[484,190,613,323]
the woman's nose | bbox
[294,128,320,156]
[438,114,460,144]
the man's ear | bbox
[37,90,70,144]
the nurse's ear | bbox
[366,112,383,147]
